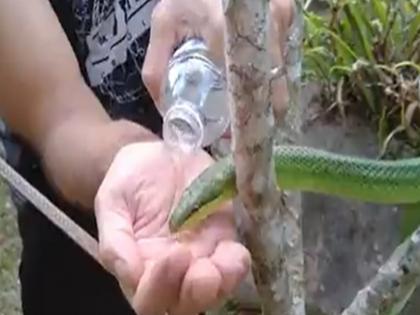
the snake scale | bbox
[169,145,420,232]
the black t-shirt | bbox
[0,0,167,243]
[48,0,162,129]
[1,0,163,210]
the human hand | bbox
[94,141,251,315]
[142,0,297,123]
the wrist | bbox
[41,118,159,211]
[93,119,159,189]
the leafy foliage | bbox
[302,0,420,156]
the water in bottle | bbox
[161,37,230,154]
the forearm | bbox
[41,114,158,211]
[0,0,159,210]
[8,71,158,209]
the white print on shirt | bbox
[85,0,158,87]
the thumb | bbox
[142,2,177,110]
[268,0,296,123]
[94,189,144,300]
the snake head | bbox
[169,155,236,233]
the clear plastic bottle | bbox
[161,37,229,154]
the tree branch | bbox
[341,226,420,315]
[223,1,301,314]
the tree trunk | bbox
[228,82,420,315]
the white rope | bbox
[0,156,101,265]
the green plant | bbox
[302,0,420,156]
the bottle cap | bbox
[163,100,204,154]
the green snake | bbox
[169,145,420,232]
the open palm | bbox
[94,141,250,315]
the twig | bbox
[222,0,297,314]
[341,226,420,315]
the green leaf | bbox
[371,0,388,26]
[386,4,408,61]
[407,12,420,45]
[351,70,377,111]
[378,105,389,145]
[304,51,332,82]
[323,28,358,64]
[301,0,419,154]
[394,61,420,73]
[343,2,375,61]
[330,65,353,76]
[355,1,375,37]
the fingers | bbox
[142,1,177,108]
[210,241,251,296]
[202,0,225,67]
[167,207,249,314]
[95,182,143,299]
[169,241,250,315]
[176,201,236,258]
[142,0,225,112]
[268,0,297,122]
[270,0,295,45]
[170,258,222,315]
[132,243,192,315]
[128,208,248,315]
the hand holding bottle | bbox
[142,0,298,152]
[142,0,226,107]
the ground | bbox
[0,181,22,315]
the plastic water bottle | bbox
[161,38,229,154]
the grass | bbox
[0,181,22,315]
[302,0,420,158]
[302,0,420,241]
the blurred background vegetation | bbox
[302,0,420,241]
[304,0,419,158]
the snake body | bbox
[169,145,420,232]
